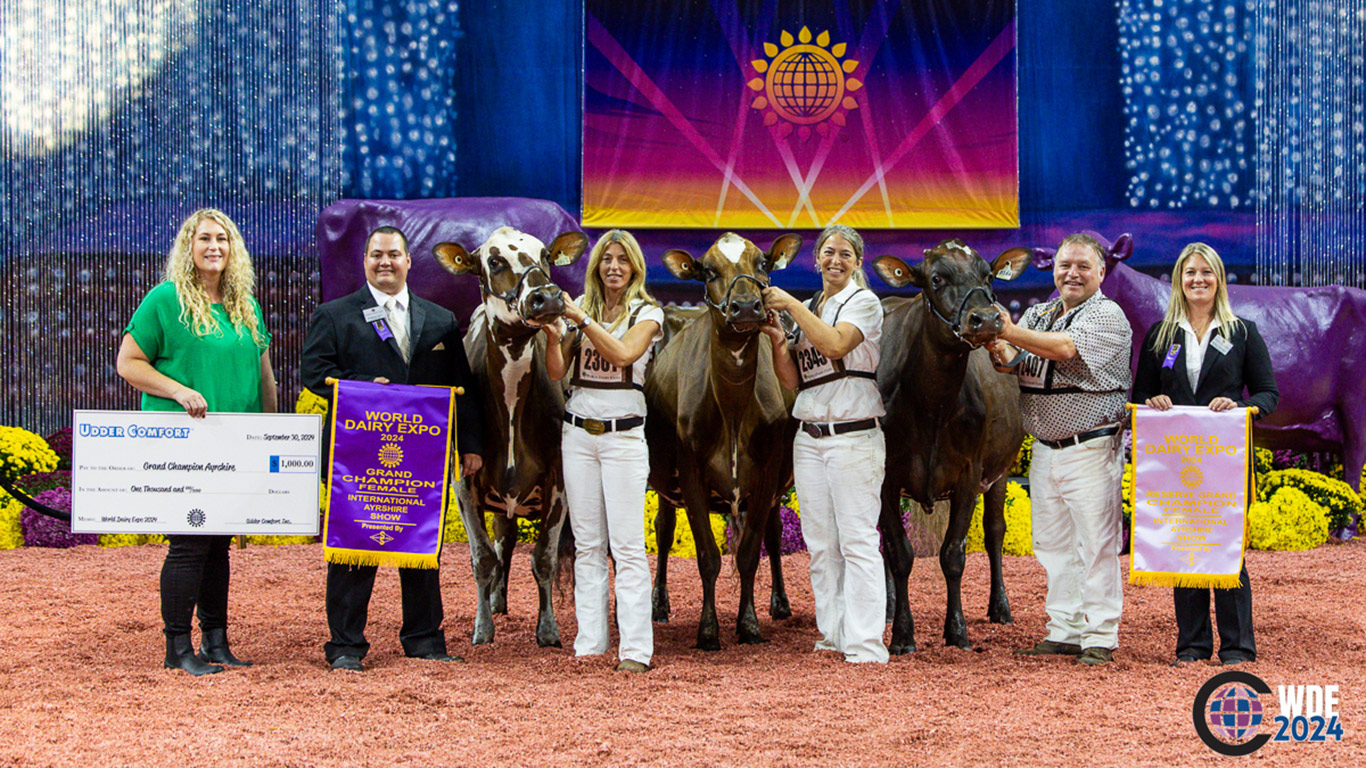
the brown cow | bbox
[646,232,803,649]
[433,226,588,646]
[872,239,1032,652]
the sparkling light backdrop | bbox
[0,1,461,435]
[1252,0,1366,288]
[1120,0,1366,287]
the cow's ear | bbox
[1111,233,1134,262]
[545,231,589,267]
[663,249,704,281]
[989,247,1032,282]
[764,233,803,272]
[872,255,921,288]
[434,242,481,277]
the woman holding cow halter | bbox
[542,229,663,673]
[1132,242,1277,667]
[760,224,889,664]
[116,208,276,676]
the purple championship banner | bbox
[323,380,457,570]
[583,0,1018,229]
[1129,405,1252,589]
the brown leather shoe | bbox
[1077,647,1114,665]
[1014,640,1084,656]
[616,659,650,673]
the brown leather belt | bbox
[1038,425,1120,450]
[563,413,645,436]
[798,417,881,439]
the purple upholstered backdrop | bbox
[317,198,585,326]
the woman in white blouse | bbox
[761,224,889,663]
[544,229,663,672]
[1131,242,1277,666]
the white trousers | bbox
[1029,434,1125,650]
[793,428,889,663]
[562,422,653,665]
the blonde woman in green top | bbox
[116,208,277,676]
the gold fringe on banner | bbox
[324,547,440,570]
[1130,571,1245,589]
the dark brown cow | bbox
[872,239,1032,652]
[646,232,802,649]
[433,226,588,646]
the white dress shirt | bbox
[367,282,411,361]
[1179,317,1221,392]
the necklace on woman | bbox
[1191,315,1212,341]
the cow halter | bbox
[925,283,997,349]
[482,262,556,323]
[702,271,770,330]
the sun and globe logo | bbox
[377,443,403,468]
[1180,463,1203,489]
[749,26,863,141]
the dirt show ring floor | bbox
[0,543,1362,767]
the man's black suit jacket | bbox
[301,286,484,457]
[1131,318,1278,418]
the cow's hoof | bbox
[652,591,671,623]
[696,631,722,652]
[491,593,508,615]
[944,635,972,650]
[889,641,917,655]
[471,631,494,646]
[737,624,767,645]
[988,606,1013,625]
[769,594,792,620]
[537,636,562,649]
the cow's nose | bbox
[966,310,1003,334]
[526,286,563,316]
[727,296,763,320]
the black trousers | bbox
[1174,564,1255,662]
[323,562,446,662]
[160,535,232,636]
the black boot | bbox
[164,633,223,676]
[198,628,252,667]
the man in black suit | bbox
[302,225,484,672]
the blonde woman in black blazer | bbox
[1131,242,1277,667]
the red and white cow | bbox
[434,226,589,646]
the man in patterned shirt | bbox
[988,233,1132,666]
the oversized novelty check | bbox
[71,411,322,535]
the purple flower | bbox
[43,428,73,472]
[20,487,97,548]
[758,505,807,558]
[16,470,71,496]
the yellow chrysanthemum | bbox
[1249,486,1329,551]
[964,481,1032,556]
